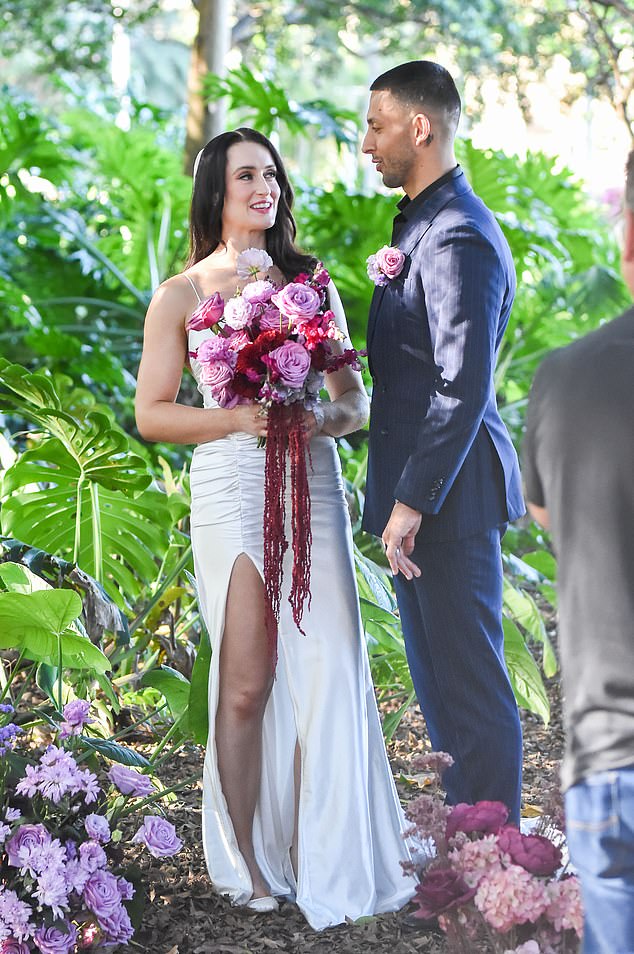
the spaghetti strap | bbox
[184,273,202,304]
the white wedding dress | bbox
[188,303,415,930]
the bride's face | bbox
[223,141,280,236]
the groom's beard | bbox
[378,151,415,190]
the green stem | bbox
[90,481,103,584]
[115,773,200,820]
[0,649,29,703]
[128,545,192,635]
[147,719,183,766]
[74,475,85,564]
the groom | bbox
[362,61,524,821]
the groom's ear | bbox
[412,113,432,146]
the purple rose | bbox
[83,869,121,920]
[107,764,155,798]
[33,922,78,954]
[497,825,562,876]
[79,839,108,873]
[5,823,51,870]
[271,283,321,321]
[132,815,182,858]
[413,866,477,919]
[258,304,282,331]
[241,279,276,305]
[224,296,254,330]
[264,341,311,389]
[84,813,111,845]
[446,801,509,840]
[117,876,135,901]
[186,291,224,331]
[0,941,31,954]
[97,904,134,945]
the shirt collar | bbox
[395,164,460,220]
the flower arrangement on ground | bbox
[189,250,364,658]
[0,699,182,952]
[406,752,582,954]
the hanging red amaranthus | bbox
[263,403,312,666]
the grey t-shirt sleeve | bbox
[521,363,548,507]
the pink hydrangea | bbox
[497,825,562,876]
[449,834,503,887]
[545,876,583,937]
[475,864,548,933]
[446,801,509,840]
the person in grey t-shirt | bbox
[522,150,634,954]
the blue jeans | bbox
[393,527,523,823]
[566,767,634,954]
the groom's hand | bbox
[382,502,422,580]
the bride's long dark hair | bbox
[187,127,317,279]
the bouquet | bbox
[189,249,364,660]
[0,700,182,952]
[405,752,582,954]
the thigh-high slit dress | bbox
[188,317,415,931]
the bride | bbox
[135,127,415,930]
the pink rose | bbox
[375,244,405,278]
[200,359,239,408]
[446,801,509,840]
[497,825,562,876]
[264,341,311,389]
[186,292,224,331]
[271,282,321,321]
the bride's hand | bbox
[230,404,268,438]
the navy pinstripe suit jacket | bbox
[362,167,525,543]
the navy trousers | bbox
[393,526,523,822]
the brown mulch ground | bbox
[130,661,564,954]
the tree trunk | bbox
[184,0,233,174]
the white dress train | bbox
[188,320,416,931]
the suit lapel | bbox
[366,169,473,365]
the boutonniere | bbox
[366,245,406,286]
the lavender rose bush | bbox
[0,700,182,951]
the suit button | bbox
[380,428,389,436]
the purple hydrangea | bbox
[132,816,182,858]
[0,702,15,713]
[84,813,111,845]
[33,921,77,954]
[107,764,155,798]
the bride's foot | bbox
[244,895,279,914]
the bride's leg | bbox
[215,554,273,900]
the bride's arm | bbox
[317,280,369,439]
[135,279,267,444]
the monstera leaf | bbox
[0,361,183,607]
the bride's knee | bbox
[219,679,272,722]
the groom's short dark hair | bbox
[371,61,461,133]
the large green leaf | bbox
[0,589,109,672]
[1,442,178,607]
[503,618,550,724]
[141,666,191,722]
[188,625,212,745]
[503,579,558,678]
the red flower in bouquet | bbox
[497,825,563,876]
[413,866,477,919]
[446,801,509,840]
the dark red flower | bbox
[235,330,287,378]
[446,801,509,840]
[497,825,562,876]
[413,866,476,919]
